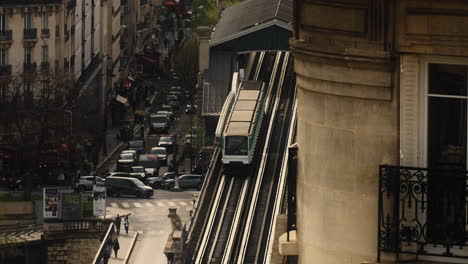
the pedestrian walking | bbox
[124,215,130,235]
[113,237,120,258]
[114,214,121,234]
[103,240,113,264]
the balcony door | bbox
[425,62,467,244]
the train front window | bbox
[225,136,248,155]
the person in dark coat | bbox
[114,214,121,233]
[113,237,120,258]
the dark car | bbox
[128,172,147,183]
[163,174,203,191]
[161,104,174,112]
[117,153,137,172]
[107,172,130,178]
[148,114,169,134]
[158,136,174,153]
[146,171,185,189]
[128,140,145,155]
[74,176,105,191]
[105,177,154,198]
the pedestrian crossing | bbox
[108,200,195,210]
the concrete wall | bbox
[291,0,468,263]
[0,201,35,226]
[47,238,101,264]
[291,1,398,263]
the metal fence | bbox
[378,165,468,261]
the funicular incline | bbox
[185,50,296,263]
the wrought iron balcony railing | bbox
[0,64,12,75]
[41,28,50,37]
[40,61,50,71]
[0,30,12,42]
[23,63,36,73]
[378,165,468,261]
[24,28,37,40]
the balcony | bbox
[24,28,37,41]
[0,30,12,42]
[0,64,12,76]
[41,28,50,37]
[23,63,36,73]
[40,61,50,72]
[378,165,468,262]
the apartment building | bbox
[290,0,468,263]
[0,0,121,169]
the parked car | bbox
[107,172,130,178]
[185,104,196,114]
[117,153,137,172]
[163,174,203,191]
[138,154,160,177]
[156,110,174,121]
[168,100,180,110]
[74,176,105,191]
[105,176,154,198]
[161,104,174,112]
[147,171,185,189]
[158,135,174,153]
[166,94,178,102]
[128,140,145,155]
[122,149,138,159]
[128,172,147,183]
[150,147,167,165]
[148,114,169,134]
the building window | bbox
[0,14,6,34]
[0,48,7,66]
[41,46,48,63]
[41,12,48,30]
[424,62,468,244]
[24,47,32,64]
[24,12,32,29]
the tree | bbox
[174,36,199,92]
[0,68,78,200]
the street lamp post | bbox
[173,135,180,191]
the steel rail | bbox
[194,172,227,264]
[264,95,297,263]
[235,53,290,264]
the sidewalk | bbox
[108,231,138,264]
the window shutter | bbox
[400,54,419,167]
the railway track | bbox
[188,51,295,264]
[236,54,296,264]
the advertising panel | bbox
[93,185,106,217]
[61,193,81,219]
[43,188,59,218]
[81,192,94,218]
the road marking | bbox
[168,201,176,207]
[178,201,188,206]
[111,203,118,208]
[134,202,142,208]
[144,202,153,207]
[122,202,130,208]
[157,202,165,207]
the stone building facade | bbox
[291,0,468,263]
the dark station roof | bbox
[0,0,62,5]
[210,0,292,51]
